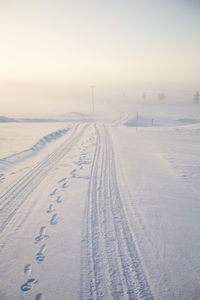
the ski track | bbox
[0,123,89,235]
[80,124,153,299]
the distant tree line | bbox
[141,90,200,104]
[142,92,165,101]
[158,93,165,101]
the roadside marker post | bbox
[136,112,138,130]
[90,85,95,113]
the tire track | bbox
[80,124,153,299]
[0,125,75,205]
[111,112,130,127]
[0,123,89,235]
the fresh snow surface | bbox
[0,102,200,300]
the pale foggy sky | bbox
[0,0,200,85]
[0,0,200,114]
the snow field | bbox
[111,123,200,299]
[0,123,96,299]
[0,102,200,299]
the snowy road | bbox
[80,124,153,299]
[0,113,200,300]
[0,121,153,299]
[0,123,88,237]
[0,122,94,299]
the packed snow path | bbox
[80,124,153,299]
[0,121,153,299]
[0,124,88,235]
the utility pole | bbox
[136,112,138,130]
[90,85,95,113]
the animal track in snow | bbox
[24,264,32,276]
[21,278,38,292]
[46,204,55,213]
[50,214,59,225]
[50,189,58,196]
[36,244,47,264]
[56,196,62,203]
[34,226,48,244]
[35,293,44,300]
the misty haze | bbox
[0,1,200,299]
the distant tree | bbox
[193,91,200,104]
[158,93,165,101]
[142,92,146,100]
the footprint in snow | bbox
[34,226,48,244]
[50,189,57,196]
[0,174,5,183]
[46,204,55,213]
[62,182,67,189]
[21,278,38,292]
[70,169,76,178]
[36,244,47,264]
[24,264,32,276]
[35,293,44,300]
[56,196,62,203]
[58,177,67,183]
[50,214,59,225]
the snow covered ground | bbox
[0,100,200,299]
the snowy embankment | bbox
[0,127,70,171]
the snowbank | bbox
[0,128,70,171]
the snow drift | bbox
[0,127,70,171]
